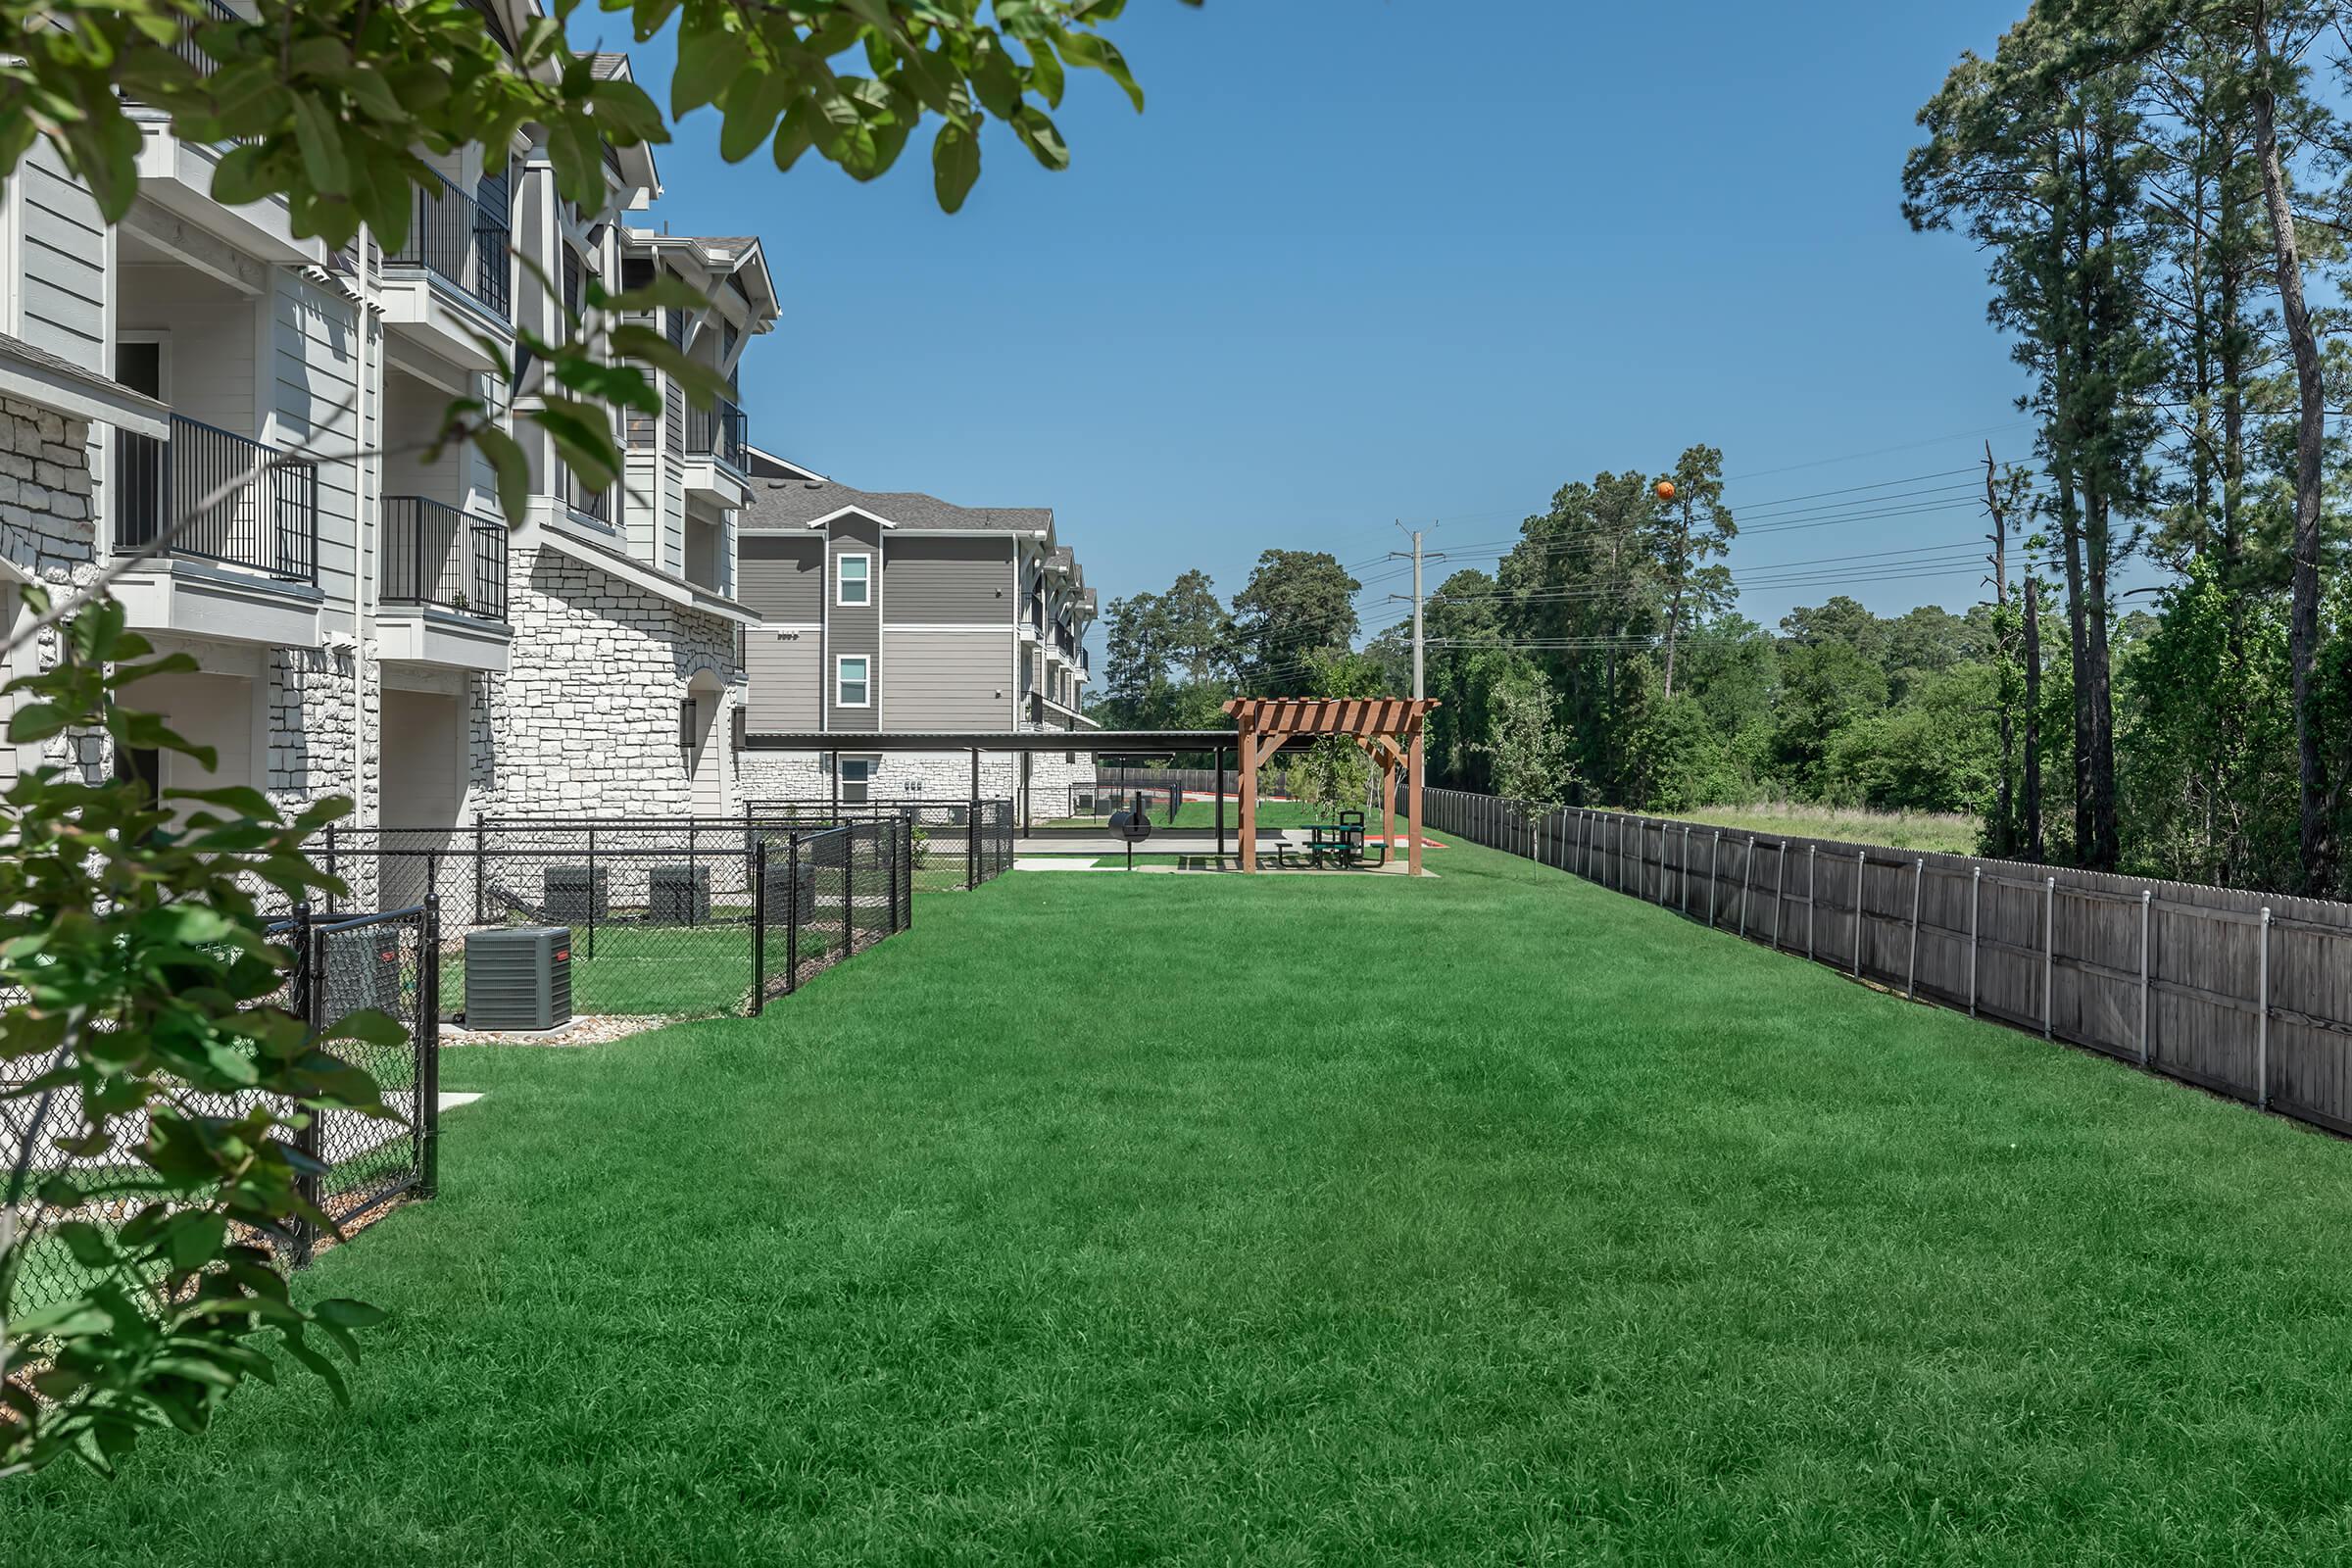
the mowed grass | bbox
[440,921,761,1018]
[17,843,2352,1560]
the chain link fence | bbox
[2,901,441,1320]
[741,799,1013,895]
[755,818,911,1004]
[304,816,918,1020]
[1058,781,1183,826]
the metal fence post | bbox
[1852,851,1865,977]
[2138,889,2153,1065]
[585,825,597,960]
[1739,837,1754,938]
[1807,846,1818,959]
[474,819,487,926]
[751,839,767,1016]
[419,895,441,1200]
[1771,844,1786,950]
[1656,823,1670,907]
[785,834,801,994]
[1682,825,1691,915]
[323,823,340,913]
[294,913,323,1266]
[1906,858,1924,1000]
[2042,875,2056,1040]
[845,825,857,954]
[1709,831,1721,925]
[2257,906,2273,1109]
[966,796,979,892]
[1968,867,1982,1017]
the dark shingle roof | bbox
[741,476,1052,536]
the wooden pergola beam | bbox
[1222,697,1441,876]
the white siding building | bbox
[0,26,779,893]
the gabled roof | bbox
[746,447,826,483]
[626,229,779,327]
[741,475,1054,536]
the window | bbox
[836,655,870,709]
[839,757,872,806]
[837,553,871,607]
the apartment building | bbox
[0,29,775,899]
[733,452,1099,812]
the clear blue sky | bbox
[582,0,2056,638]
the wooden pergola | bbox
[1224,697,1442,875]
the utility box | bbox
[762,849,817,914]
[649,863,711,924]
[319,925,405,1027]
[543,864,608,925]
[464,926,572,1032]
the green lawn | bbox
[17,841,2352,1561]
[437,921,762,1018]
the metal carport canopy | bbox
[741,730,1280,753]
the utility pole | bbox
[1389,524,1443,700]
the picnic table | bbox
[1280,815,1384,869]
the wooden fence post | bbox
[2138,889,2152,1066]
[1968,867,1982,1017]
[1852,851,1865,977]
[2258,906,2272,1109]
[1807,845,1817,959]
[1907,858,1925,1000]
[2042,876,2056,1041]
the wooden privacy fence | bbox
[1424,788,2352,1137]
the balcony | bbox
[682,395,750,506]
[383,497,508,618]
[114,414,317,580]
[378,496,513,673]
[379,169,514,370]
[109,414,323,646]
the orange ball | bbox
[1655,479,1676,502]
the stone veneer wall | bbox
[267,645,366,815]
[736,743,1097,819]
[485,544,745,815]
[0,397,107,783]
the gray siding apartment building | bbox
[732,451,1098,811]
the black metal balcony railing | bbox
[171,0,242,78]
[382,168,511,318]
[684,396,747,472]
[382,496,508,620]
[113,414,318,582]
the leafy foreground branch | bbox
[0,594,404,1479]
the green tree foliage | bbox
[1231,551,1360,694]
[1474,658,1576,811]
[2,599,397,1477]
[0,0,1184,521]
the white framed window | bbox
[835,654,870,709]
[837,553,871,607]
[839,757,874,806]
